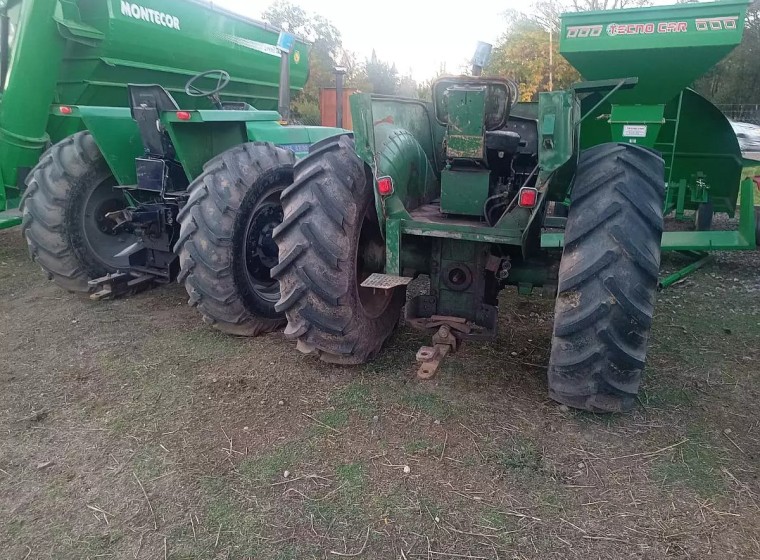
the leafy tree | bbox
[532,0,650,29]
[488,0,757,110]
[262,3,418,117]
[363,50,400,95]
[397,74,419,98]
[569,0,649,9]
[693,0,760,107]
[484,0,660,101]
[262,2,344,121]
[348,51,417,97]
[485,13,579,101]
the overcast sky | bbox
[214,0,537,80]
[214,0,683,81]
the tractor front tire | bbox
[20,131,133,292]
[548,143,665,413]
[176,143,295,336]
[273,135,403,364]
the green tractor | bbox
[0,0,314,230]
[273,0,755,412]
[16,0,344,334]
[21,73,344,334]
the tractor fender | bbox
[371,122,438,235]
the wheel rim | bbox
[81,178,135,270]
[355,207,392,318]
[242,189,283,304]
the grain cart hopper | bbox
[555,1,758,245]
[20,3,345,335]
[0,0,309,230]
[273,0,752,412]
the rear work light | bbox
[518,187,538,208]
[58,106,73,115]
[176,111,192,121]
[376,176,394,196]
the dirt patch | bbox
[1,226,759,559]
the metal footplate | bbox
[360,273,413,290]
[88,272,155,300]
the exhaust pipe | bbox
[471,41,492,77]
[277,31,295,123]
[278,54,290,122]
[334,66,346,129]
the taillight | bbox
[59,106,73,115]
[176,111,192,121]
[518,187,538,208]
[376,176,394,196]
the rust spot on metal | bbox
[374,115,394,126]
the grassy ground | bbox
[741,165,760,204]
[1,227,759,560]
[742,164,760,180]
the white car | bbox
[730,121,760,153]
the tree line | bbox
[262,3,419,123]
[263,0,759,119]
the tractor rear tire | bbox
[20,131,134,292]
[175,143,295,336]
[547,143,665,413]
[273,135,403,364]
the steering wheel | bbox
[184,70,231,105]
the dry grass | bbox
[1,227,759,559]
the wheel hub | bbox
[242,197,283,303]
[93,199,123,235]
[81,179,134,271]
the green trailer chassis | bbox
[543,176,757,253]
[542,175,757,287]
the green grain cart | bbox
[271,0,756,412]
[0,0,311,229]
[17,0,344,334]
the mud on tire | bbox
[175,142,295,336]
[547,143,665,413]
[273,135,403,364]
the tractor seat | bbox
[128,84,181,159]
[485,130,521,154]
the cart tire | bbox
[176,143,294,336]
[273,135,403,364]
[694,201,713,231]
[20,131,132,292]
[548,143,665,413]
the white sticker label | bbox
[623,124,648,138]
[120,2,181,30]
[219,34,281,57]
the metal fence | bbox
[717,104,760,125]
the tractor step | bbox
[88,272,156,300]
[360,273,413,290]
[0,209,22,230]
